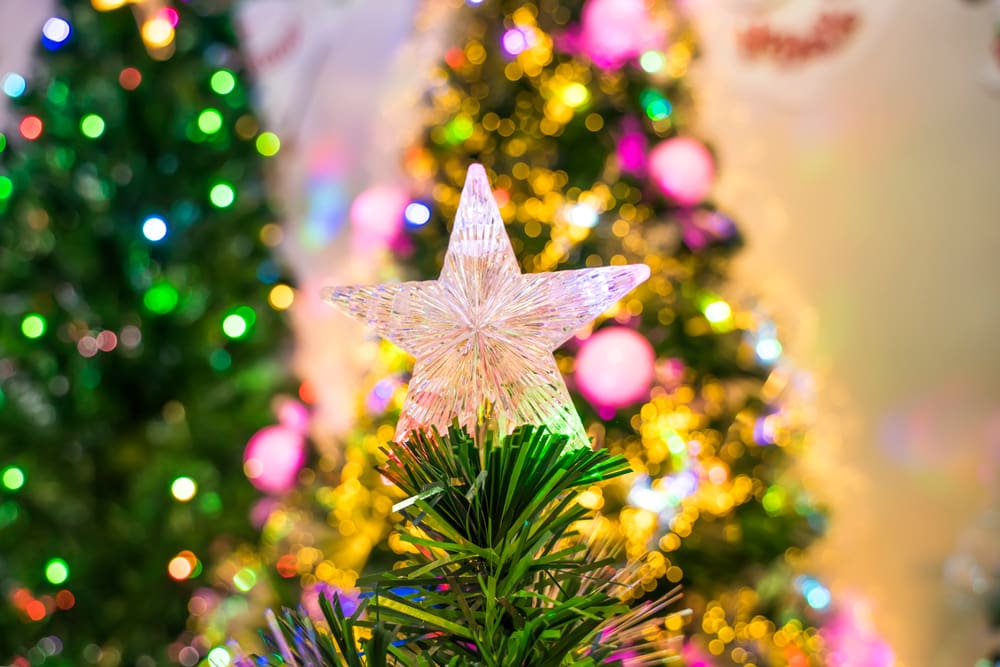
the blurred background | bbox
[0,0,997,665]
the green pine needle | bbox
[240,424,683,666]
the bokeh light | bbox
[80,114,105,139]
[142,216,167,241]
[197,108,223,135]
[404,201,432,226]
[2,73,26,98]
[45,558,69,585]
[703,299,731,323]
[209,182,235,208]
[560,82,589,108]
[232,567,257,592]
[0,176,11,200]
[19,115,43,140]
[639,50,665,73]
[141,17,174,48]
[210,69,235,95]
[21,314,47,339]
[119,67,142,90]
[171,477,197,502]
[144,283,180,315]
[41,17,72,49]
[756,338,782,362]
[268,284,294,311]
[167,551,197,581]
[1,466,25,491]
[206,647,230,667]
[255,132,280,156]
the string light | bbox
[168,551,197,581]
[21,314,47,339]
[197,108,223,135]
[45,558,69,585]
[1,466,25,491]
[210,70,235,95]
[141,17,174,49]
[142,216,167,241]
[703,300,731,323]
[80,114,106,139]
[41,17,72,50]
[404,202,431,226]
[119,67,142,90]
[19,115,43,141]
[255,132,280,157]
[2,73,26,98]
[171,477,197,502]
[639,51,665,73]
[756,338,782,362]
[268,284,294,310]
[143,282,180,315]
[209,182,235,208]
[222,306,255,339]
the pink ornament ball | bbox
[648,137,715,206]
[243,424,306,494]
[349,185,408,244]
[575,327,655,409]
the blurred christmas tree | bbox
[197,1,850,665]
[0,0,292,662]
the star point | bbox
[323,165,649,449]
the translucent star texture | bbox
[322,165,649,449]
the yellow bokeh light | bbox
[560,82,589,108]
[141,18,174,48]
[268,284,294,310]
[91,0,128,10]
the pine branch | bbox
[241,424,683,666]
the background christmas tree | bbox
[0,1,291,662]
[197,1,838,665]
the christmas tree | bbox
[0,1,290,662]
[200,1,846,664]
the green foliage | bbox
[0,1,289,661]
[242,425,682,666]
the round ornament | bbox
[575,327,656,409]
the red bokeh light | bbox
[119,67,142,90]
[19,115,43,141]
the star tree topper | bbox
[322,165,649,450]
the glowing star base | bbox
[322,164,649,449]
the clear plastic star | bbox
[322,164,649,449]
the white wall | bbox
[689,0,1000,664]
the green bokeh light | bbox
[0,176,13,200]
[45,558,69,585]
[143,282,179,315]
[762,486,787,516]
[703,299,731,323]
[209,182,235,208]
[209,349,232,371]
[1,466,25,491]
[80,114,105,139]
[255,132,280,157]
[197,108,223,135]
[222,314,247,339]
[21,313,46,338]
[232,567,257,592]
[210,70,236,95]
[0,133,6,153]
[445,115,474,144]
